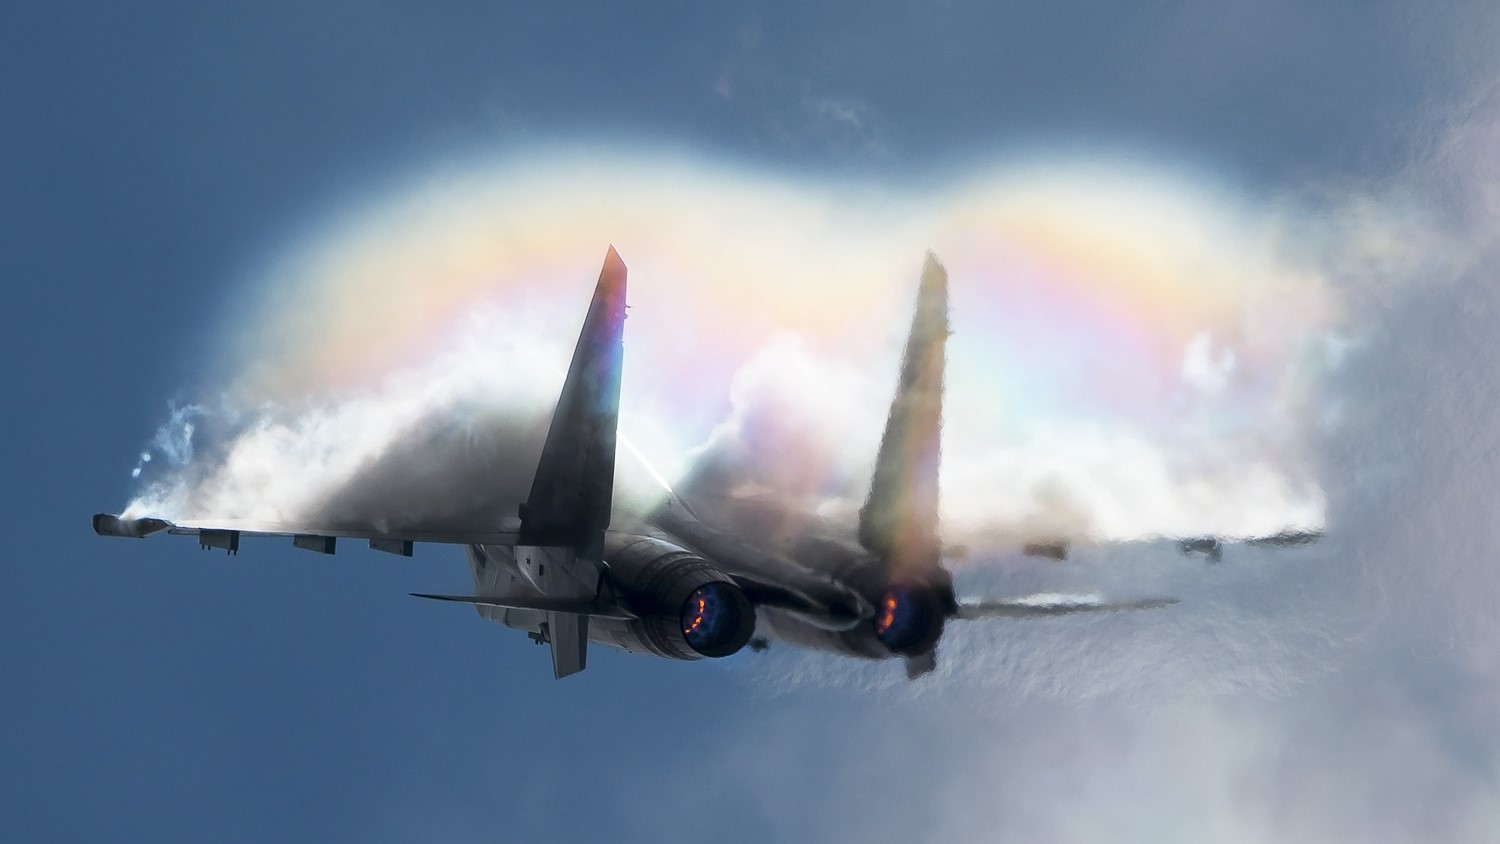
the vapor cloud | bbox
[111,14,1500,844]
[125,151,1355,554]
[117,138,1482,717]
[724,71,1500,844]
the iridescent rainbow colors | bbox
[128,149,1342,546]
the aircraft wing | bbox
[1191,529,1325,559]
[955,595,1178,619]
[91,513,521,556]
[1017,529,1326,564]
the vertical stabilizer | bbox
[548,612,589,679]
[857,252,948,580]
[521,247,628,560]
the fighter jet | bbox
[94,247,1180,680]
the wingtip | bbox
[93,513,171,538]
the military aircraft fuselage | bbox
[471,499,956,666]
[92,246,1194,681]
[468,531,755,662]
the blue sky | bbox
[5,2,1500,841]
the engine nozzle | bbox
[873,583,947,655]
[680,582,755,658]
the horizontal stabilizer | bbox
[409,592,637,621]
[956,596,1178,620]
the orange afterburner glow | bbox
[683,594,709,636]
[875,592,899,636]
[679,583,754,658]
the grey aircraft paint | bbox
[93,247,1304,679]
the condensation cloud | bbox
[726,69,1500,844]
[125,151,1358,551]
[114,48,1500,844]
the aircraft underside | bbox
[94,245,1307,680]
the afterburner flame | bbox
[684,595,709,636]
[875,592,899,637]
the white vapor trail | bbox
[115,142,1465,709]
